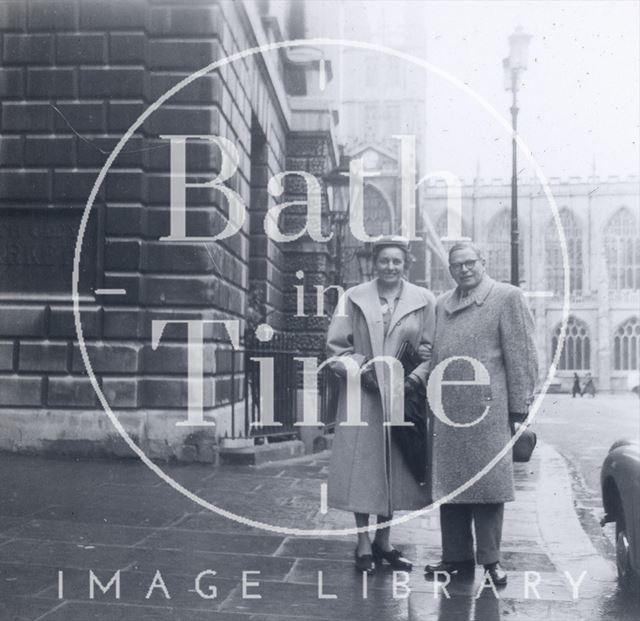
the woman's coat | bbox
[326,279,436,515]
[429,276,538,504]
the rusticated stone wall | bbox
[0,0,337,459]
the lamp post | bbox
[356,245,374,281]
[324,153,351,287]
[503,26,532,287]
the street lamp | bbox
[356,245,374,281]
[324,153,351,286]
[503,26,532,287]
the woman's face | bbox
[374,247,406,285]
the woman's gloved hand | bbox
[360,365,379,393]
[404,374,424,392]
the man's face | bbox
[449,247,486,291]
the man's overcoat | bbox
[326,279,436,515]
[429,276,538,504]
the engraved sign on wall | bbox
[0,208,98,296]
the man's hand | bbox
[418,343,433,361]
[509,414,527,436]
[509,411,528,424]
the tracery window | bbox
[604,208,640,291]
[545,209,583,294]
[551,316,591,370]
[486,209,525,284]
[613,317,640,371]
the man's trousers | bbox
[440,503,504,566]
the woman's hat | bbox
[372,235,411,253]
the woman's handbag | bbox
[391,341,429,485]
[511,422,537,462]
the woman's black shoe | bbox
[371,542,413,571]
[354,548,375,574]
[423,559,475,579]
[483,562,507,586]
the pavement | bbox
[535,393,640,556]
[0,431,638,620]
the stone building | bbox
[0,0,341,459]
[305,0,430,288]
[422,175,640,393]
[1,0,636,467]
[302,1,639,396]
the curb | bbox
[219,439,305,466]
[535,442,616,599]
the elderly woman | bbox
[325,236,436,574]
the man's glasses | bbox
[450,259,481,272]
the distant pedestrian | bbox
[581,372,596,397]
[571,373,582,398]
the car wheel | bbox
[615,514,637,589]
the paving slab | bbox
[0,562,60,597]
[170,512,267,535]
[129,548,296,581]
[135,529,285,555]
[275,537,375,560]
[0,492,64,518]
[32,499,190,528]
[0,595,59,621]
[38,567,238,612]
[0,539,139,571]
[0,437,633,621]
[37,601,249,621]
[408,593,580,621]
[220,579,412,619]
[195,475,299,496]
[3,519,154,547]
[0,516,26,533]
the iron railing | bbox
[225,332,337,441]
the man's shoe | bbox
[354,548,375,574]
[423,559,475,579]
[371,542,413,571]
[483,562,507,586]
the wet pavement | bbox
[0,435,638,620]
[536,393,640,557]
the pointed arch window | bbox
[545,209,583,294]
[486,209,524,284]
[551,316,591,370]
[604,208,640,291]
[363,184,394,235]
[342,184,393,285]
[613,317,640,370]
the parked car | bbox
[601,438,640,589]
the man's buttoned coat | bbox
[326,279,436,515]
[429,276,538,504]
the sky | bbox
[419,0,640,181]
[307,0,640,182]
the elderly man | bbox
[424,242,538,586]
